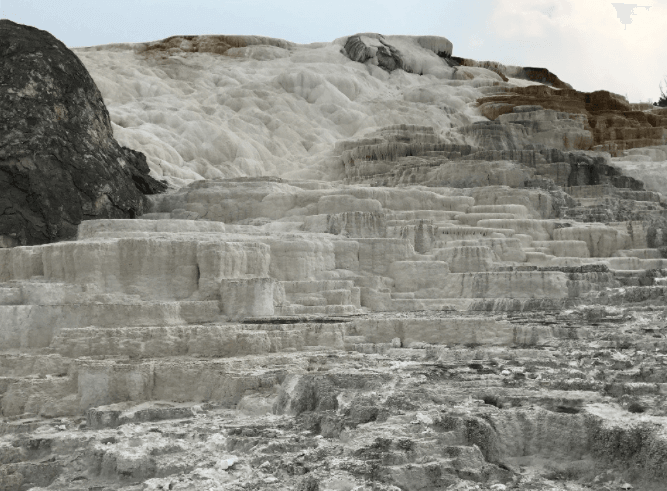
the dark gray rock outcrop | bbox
[0,20,166,246]
[342,34,454,76]
[344,34,404,72]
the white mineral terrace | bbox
[72,35,544,184]
[2,33,667,491]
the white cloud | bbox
[487,0,667,101]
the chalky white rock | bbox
[3,30,667,491]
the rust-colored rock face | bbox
[478,86,667,154]
[450,57,572,89]
[140,34,294,56]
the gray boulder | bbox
[344,34,404,72]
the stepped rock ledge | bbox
[1,22,667,491]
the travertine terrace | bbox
[2,31,667,491]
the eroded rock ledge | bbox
[477,85,667,154]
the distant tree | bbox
[655,77,667,107]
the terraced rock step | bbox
[3,25,667,491]
[2,307,667,490]
[2,174,666,489]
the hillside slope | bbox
[73,33,549,185]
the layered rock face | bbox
[476,84,667,154]
[2,28,667,491]
[450,56,574,89]
[0,20,165,246]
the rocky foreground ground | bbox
[3,307,667,490]
[2,23,667,491]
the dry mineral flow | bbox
[1,20,667,491]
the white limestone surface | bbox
[553,226,632,258]
[611,145,667,197]
[72,35,514,186]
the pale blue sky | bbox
[2,0,666,102]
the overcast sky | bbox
[3,0,666,103]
